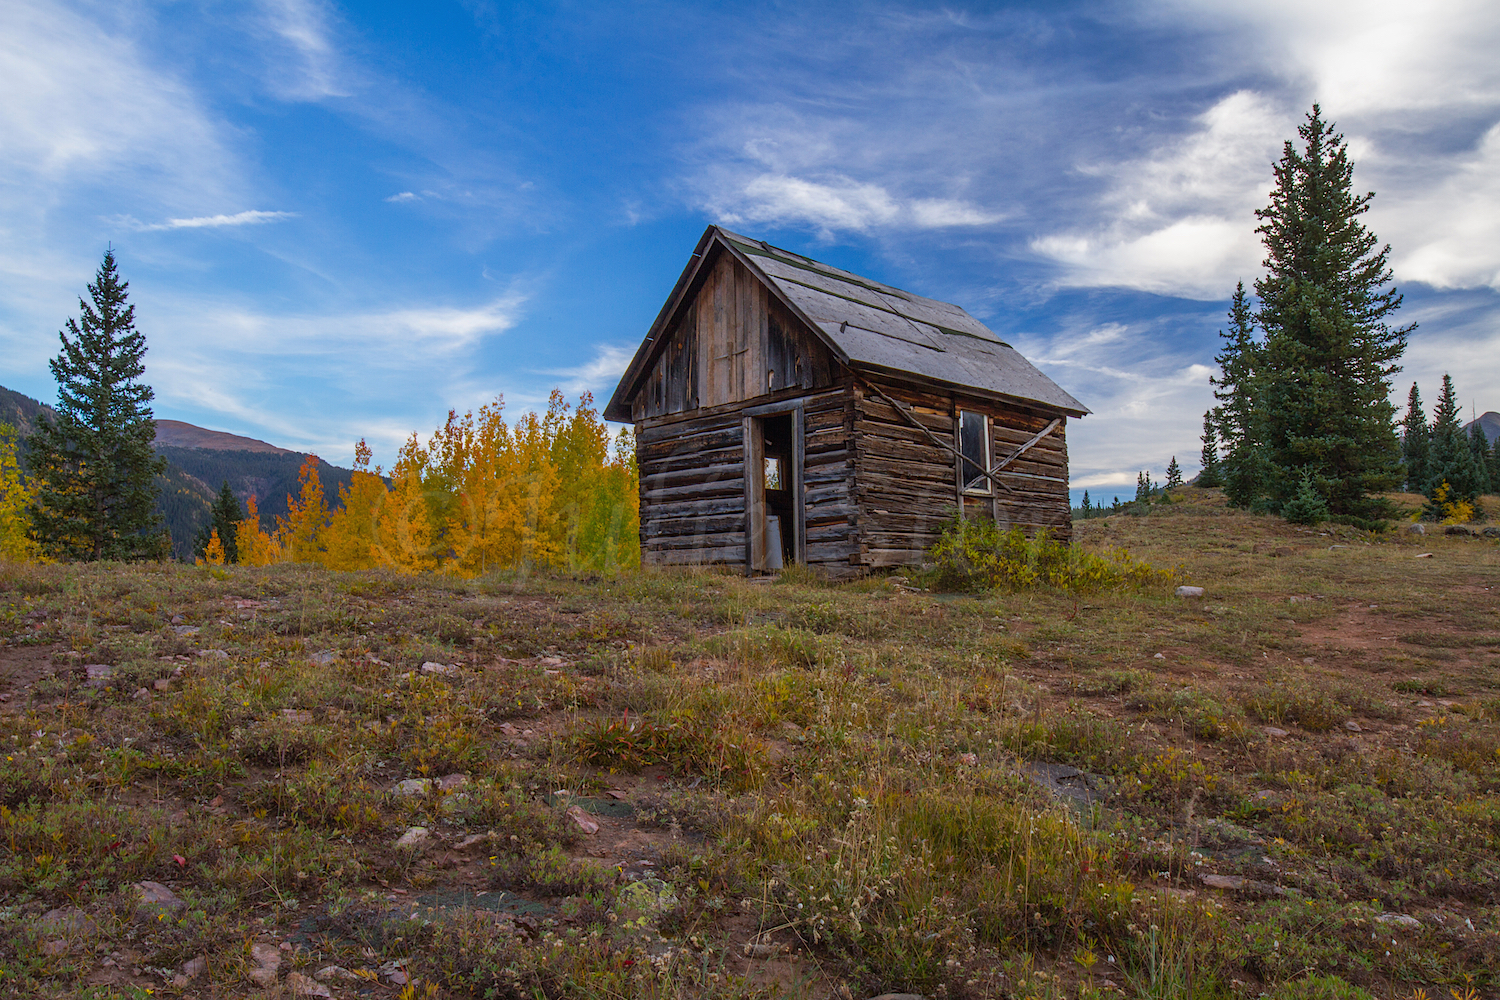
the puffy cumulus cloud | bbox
[1031,90,1287,298]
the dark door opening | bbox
[754,413,797,571]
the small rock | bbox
[197,648,229,660]
[152,678,171,691]
[248,942,281,986]
[1200,873,1244,890]
[395,826,430,849]
[38,907,96,937]
[605,789,629,800]
[1482,526,1500,538]
[173,625,200,636]
[391,778,432,796]
[315,965,362,982]
[1375,912,1421,930]
[84,664,112,688]
[437,773,469,791]
[170,615,185,625]
[1263,727,1289,738]
[1175,585,1205,599]
[132,687,151,701]
[134,881,185,921]
[1344,720,1363,732]
[566,804,600,835]
[280,708,314,725]
[180,955,207,979]
[1443,524,1473,536]
[1302,657,1316,665]
[1405,522,1426,535]
[308,650,338,666]
[1152,652,1166,660]
[743,939,781,959]
[421,661,459,676]
[41,939,68,956]
[1414,552,1433,559]
[286,971,333,997]
[868,994,929,1000]
[454,832,493,852]
[388,970,409,986]
[1418,700,1435,707]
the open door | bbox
[746,409,803,572]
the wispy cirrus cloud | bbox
[707,173,1002,235]
[131,210,299,231]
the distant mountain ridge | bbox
[2,383,352,561]
[155,419,294,454]
[1462,411,1500,443]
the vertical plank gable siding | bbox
[852,377,1071,568]
[633,247,852,572]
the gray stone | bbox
[1483,526,1500,538]
[38,907,97,937]
[566,804,600,835]
[1263,727,1290,737]
[134,881,185,921]
[84,664,112,688]
[248,942,281,986]
[1375,912,1421,930]
[1175,586,1205,599]
[197,649,229,660]
[1405,522,1426,535]
[286,971,333,997]
[391,778,432,796]
[314,966,361,982]
[1444,524,1474,536]
[280,709,314,725]
[173,625,200,636]
[437,773,469,791]
[1344,720,1363,732]
[308,650,337,666]
[180,955,207,979]
[421,661,459,676]
[394,826,430,849]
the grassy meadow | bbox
[1,488,1497,1000]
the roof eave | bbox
[848,360,1090,419]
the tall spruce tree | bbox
[1251,106,1411,517]
[193,480,245,563]
[1427,374,1483,502]
[1400,382,1430,492]
[1211,283,1271,507]
[1197,411,1224,487]
[1165,457,1183,489]
[26,251,166,560]
[1468,422,1492,498]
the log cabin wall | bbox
[850,376,1072,569]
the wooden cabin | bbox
[604,226,1088,578]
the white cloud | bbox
[385,191,418,203]
[1378,123,1500,292]
[538,344,635,400]
[708,173,1001,235]
[137,210,298,231]
[1032,90,1286,298]
[256,0,350,100]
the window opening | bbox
[959,410,990,492]
[764,456,782,491]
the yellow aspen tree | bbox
[0,423,40,563]
[323,439,387,571]
[374,434,439,573]
[278,456,329,563]
[234,496,280,566]
[198,529,226,566]
[505,401,562,568]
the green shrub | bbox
[926,516,1171,593]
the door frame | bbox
[742,400,806,573]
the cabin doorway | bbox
[747,409,803,572]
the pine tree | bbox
[1400,382,1430,492]
[1468,422,1492,498]
[26,250,166,560]
[1197,411,1223,488]
[1134,471,1154,504]
[1165,456,1183,489]
[1080,490,1092,518]
[210,481,243,563]
[1251,106,1411,517]
[1428,375,1482,502]
[1211,283,1268,507]
[1492,434,1500,494]
[1282,471,1329,525]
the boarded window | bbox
[959,410,989,492]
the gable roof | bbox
[604,225,1088,421]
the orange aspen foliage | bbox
[322,439,386,571]
[373,434,439,573]
[234,496,280,567]
[278,456,329,564]
[198,529,226,566]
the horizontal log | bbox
[806,540,860,562]
[641,514,745,537]
[645,530,747,551]
[864,548,930,568]
[640,495,746,519]
[641,461,746,489]
[648,545,746,566]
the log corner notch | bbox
[605,225,1089,577]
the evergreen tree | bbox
[194,480,245,563]
[1165,456,1183,489]
[1492,434,1500,494]
[1282,471,1329,525]
[26,251,166,560]
[1080,490,1092,518]
[1251,106,1411,517]
[1468,422,1492,497]
[1428,374,1482,502]
[1134,471,1154,504]
[1400,382,1430,492]
[1197,411,1223,487]
[1211,283,1269,507]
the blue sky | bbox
[3,1,1498,504]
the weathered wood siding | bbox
[633,250,835,421]
[851,377,1071,569]
[636,386,856,573]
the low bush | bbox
[926,516,1172,593]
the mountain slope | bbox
[1461,410,1500,444]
